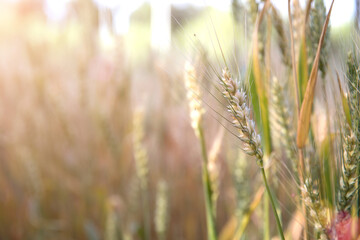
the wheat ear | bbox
[132,110,150,240]
[220,68,285,240]
[338,126,358,212]
[302,178,329,240]
[270,77,297,172]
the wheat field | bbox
[0,0,359,239]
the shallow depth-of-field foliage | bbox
[0,0,360,239]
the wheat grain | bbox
[338,126,358,212]
[302,178,329,239]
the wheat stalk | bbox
[184,61,217,240]
[220,68,284,240]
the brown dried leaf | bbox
[296,0,334,148]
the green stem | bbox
[263,192,270,240]
[260,167,285,240]
[198,126,217,240]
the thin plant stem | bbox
[263,164,270,240]
[261,167,285,240]
[264,13,272,240]
[198,125,217,240]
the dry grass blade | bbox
[296,0,334,148]
[304,0,314,28]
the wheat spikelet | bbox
[270,77,297,171]
[346,52,360,137]
[346,52,360,218]
[247,0,265,61]
[302,178,329,239]
[184,61,205,138]
[132,110,151,240]
[133,110,149,190]
[292,0,304,59]
[308,0,330,77]
[220,68,263,165]
[338,126,358,212]
[271,6,290,66]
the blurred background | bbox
[0,0,357,239]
